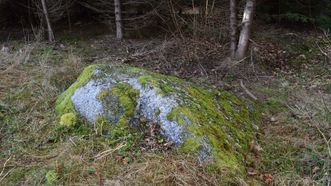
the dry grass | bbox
[254,39,331,185]
[0,39,251,186]
[0,28,330,185]
[259,88,331,185]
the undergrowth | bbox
[0,29,330,185]
[0,40,253,185]
[254,33,331,185]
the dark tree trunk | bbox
[230,0,237,59]
[41,0,55,42]
[114,0,123,39]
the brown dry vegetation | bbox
[0,25,330,185]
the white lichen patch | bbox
[71,79,113,123]
[71,69,186,145]
[57,64,259,166]
[126,78,185,145]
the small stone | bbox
[270,117,276,122]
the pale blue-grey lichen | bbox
[56,64,260,172]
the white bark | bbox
[235,0,254,60]
[114,0,123,39]
[41,0,55,42]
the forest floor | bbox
[0,25,330,185]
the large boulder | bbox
[56,64,260,169]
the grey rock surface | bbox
[56,64,258,164]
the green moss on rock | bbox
[167,85,259,170]
[138,75,156,86]
[55,65,98,115]
[180,137,202,153]
[55,64,260,174]
[155,108,161,116]
[60,113,77,127]
[110,83,140,121]
[98,82,140,127]
[95,82,141,149]
[95,115,112,135]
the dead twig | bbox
[94,143,126,161]
[315,42,330,60]
[0,155,12,181]
[240,79,257,100]
[0,168,14,183]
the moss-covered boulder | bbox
[56,64,260,170]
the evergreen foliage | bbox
[257,0,331,29]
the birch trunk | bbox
[41,0,55,42]
[114,0,123,39]
[230,0,237,59]
[235,0,255,60]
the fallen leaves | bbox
[249,140,263,157]
[246,167,258,176]
[246,167,274,184]
[247,140,273,184]
[261,173,273,184]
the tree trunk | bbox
[114,0,123,39]
[235,0,255,60]
[229,0,237,59]
[41,0,55,42]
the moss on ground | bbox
[265,97,287,114]
[45,169,58,185]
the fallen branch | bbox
[0,155,12,180]
[240,79,257,100]
[315,42,330,60]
